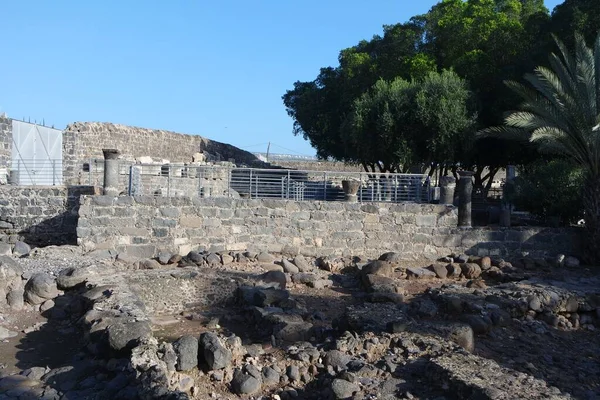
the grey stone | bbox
[406,267,437,280]
[446,263,462,278]
[107,321,151,352]
[286,365,300,381]
[40,299,55,312]
[13,241,31,256]
[0,255,23,276]
[281,259,300,274]
[24,273,58,305]
[427,263,448,279]
[231,368,261,395]
[141,259,161,269]
[0,243,11,256]
[173,335,199,371]
[325,350,351,370]
[21,367,49,381]
[331,378,360,399]
[187,251,204,264]
[56,266,94,289]
[206,252,221,266]
[157,251,172,265]
[447,323,474,352]
[258,270,287,289]
[292,255,312,272]
[309,279,333,289]
[262,367,280,386]
[274,322,313,342]
[362,260,394,277]
[378,252,402,263]
[460,263,482,279]
[199,332,232,370]
[6,289,24,310]
[257,252,275,263]
[291,273,317,285]
[0,326,17,340]
[463,315,492,335]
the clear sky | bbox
[1,0,563,157]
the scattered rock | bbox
[325,350,351,370]
[173,335,199,371]
[13,241,31,257]
[362,260,395,277]
[0,326,17,340]
[406,267,436,280]
[479,256,492,270]
[460,263,482,279]
[378,252,402,263]
[231,367,261,395]
[331,378,359,399]
[292,256,312,272]
[157,251,172,265]
[281,259,300,274]
[257,252,276,263]
[199,332,232,370]
[107,321,152,352]
[24,273,59,305]
[427,263,448,279]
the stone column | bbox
[342,180,360,203]
[102,149,120,196]
[439,176,456,205]
[457,171,474,228]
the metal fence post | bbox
[167,165,171,197]
[51,160,56,186]
[323,172,327,201]
[287,170,290,199]
[249,169,253,199]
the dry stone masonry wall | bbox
[76,196,580,260]
[0,115,11,172]
[62,122,264,185]
[0,186,97,247]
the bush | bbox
[509,159,584,225]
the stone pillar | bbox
[342,180,360,203]
[102,149,120,196]
[457,171,474,228]
[439,176,456,205]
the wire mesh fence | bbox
[6,159,63,185]
[125,164,432,203]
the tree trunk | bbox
[582,174,600,264]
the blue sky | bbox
[1,0,563,157]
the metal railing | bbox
[4,159,63,185]
[124,164,431,203]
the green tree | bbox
[488,32,600,263]
[341,70,475,173]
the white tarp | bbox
[11,120,63,185]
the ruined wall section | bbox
[77,196,580,260]
[0,186,97,246]
[0,116,11,169]
[62,122,265,185]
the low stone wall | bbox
[0,186,98,246]
[0,116,11,171]
[77,196,581,260]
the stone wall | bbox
[77,196,581,260]
[62,122,266,185]
[0,185,98,246]
[0,116,11,170]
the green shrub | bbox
[509,159,584,225]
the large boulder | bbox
[231,367,261,395]
[24,273,59,305]
[361,260,395,277]
[460,263,482,279]
[199,332,232,370]
[173,335,199,372]
[106,321,152,352]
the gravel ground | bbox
[15,245,93,277]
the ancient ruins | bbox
[0,121,598,400]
